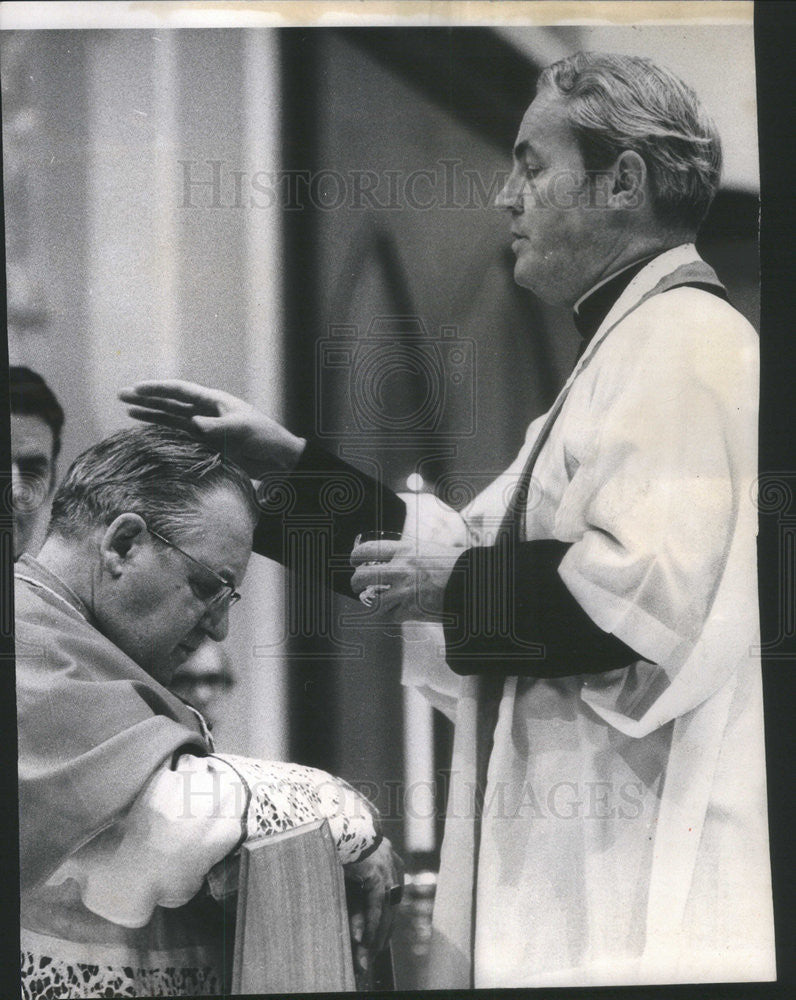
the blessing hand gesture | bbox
[119,380,306,478]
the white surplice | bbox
[401,245,776,987]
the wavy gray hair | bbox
[538,51,722,229]
[49,425,258,543]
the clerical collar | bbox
[573,254,658,344]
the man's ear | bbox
[100,513,148,578]
[610,150,647,210]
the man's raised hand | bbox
[118,380,306,477]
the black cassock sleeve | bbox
[251,440,407,598]
[251,443,639,674]
[442,539,642,677]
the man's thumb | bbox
[190,415,219,435]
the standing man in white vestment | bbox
[121,52,775,989]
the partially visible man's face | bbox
[496,89,626,306]
[98,486,254,686]
[11,412,56,559]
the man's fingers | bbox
[344,839,404,951]
[119,379,225,410]
[121,378,213,399]
[352,942,370,983]
[350,541,400,567]
[123,406,193,431]
[350,565,396,596]
[119,394,199,418]
[349,908,365,946]
[363,885,387,950]
[362,879,400,951]
[373,889,395,953]
[377,853,405,950]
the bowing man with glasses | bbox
[16,425,403,999]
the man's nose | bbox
[11,461,23,497]
[495,169,524,211]
[201,602,230,642]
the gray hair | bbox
[538,51,722,229]
[48,425,258,542]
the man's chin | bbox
[513,259,571,306]
[514,262,546,299]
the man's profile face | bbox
[11,412,56,559]
[496,89,626,306]
[99,486,254,686]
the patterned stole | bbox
[462,258,726,978]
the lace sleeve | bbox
[213,754,381,865]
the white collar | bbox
[571,243,701,379]
[596,243,699,337]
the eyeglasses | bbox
[147,526,242,611]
